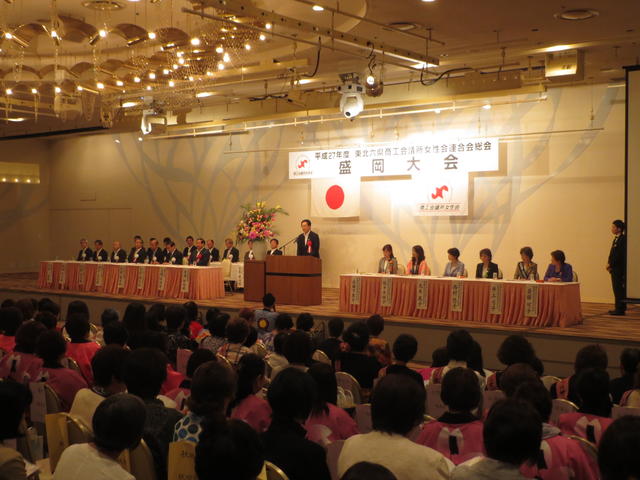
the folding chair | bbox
[265,461,290,480]
[168,441,196,480]
[335,371,362,406]
[312,349,331,365]
[550,398,579,424]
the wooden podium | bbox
[244,260,266,302]
[265,256,322,306]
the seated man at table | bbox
[128,236,147,263]
[267,238,283,255]
[206,239,220,262]
[223,238,240,263]
[183,235,196,259]
[163,237,172,258]
[189,238,211,266]
[93,240,108,262]
[147,237,165,264]
[77,238,93,262]
[110,241,127,263]
[164,242,183,265]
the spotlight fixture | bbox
[133,76,141,83]
[146,86,152,91]
[31,88,38,94]
[116,80,124,86]
[169,80,175,87]
[482,103,492,110]
[223,52,230,62]
[218,63,225,70]
[149,72,156,79]
[96,82,105,89]
[265,22,272,29]
[312,4,324,11]
[99,29,107,38]
[206,71,213,77]
[215,45,224,53]
[122,101,138,108]
[54,86,61,93]
[338,77,365,119]
[259,33,266,41]
[148,31,156,40]
[5,88,12,95]
[77,85,83,91]
[178,57,185,65]
[366,75,375,85]
[163,68,170,75]
[190,37,201,46]
[245,43,251,50]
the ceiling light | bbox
[259,33,266,41]
[545,44,572,52]
[77,85,83,91]
[188,76,194,81]
[223,52,230,62]
[312,4,324,11]
[6,117,25,122]
[4,33,13,39]
[173,64,179,70]
[434,108,441,114]
[96,82,105,89]
[412,61,438,69]
[133,76,141,83]
[14,178,19,182]
[555,9,599,21]
[163,68,170,75]
[366,75,375,85]
[190,37,201,46]
[138,137,143,142]
[149,72,156,79]
[116,80,124,86]
[31,88,38,94]
[196,91,214,98]
[146,86,152,91]
[482,103,492,110]
[122,101,138,108]
[26,179,31,183]
[54,86,61,93]
[297,78,312,85]
[5,88,12,95]
[218,63,225,70]
[206,71,213,77]
[148,31,156,40]
[1,178,5,181]
[265,22,272,30]
[177,51,183,57]
[114,139,120,144]
[169,80,175,87]
[421,0,436,2]
[178,57,185,65]
[99,29,107,38]
[215,45,224,53]
[245,43,251,50]
[51,30,59,38]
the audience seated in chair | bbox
[514,381,599,480]
[452,398,542,480]
[338,322,381,392]
[53,393,146,480]
[0,320,46,384]
[266,332,290,380]
[499,363,540,398]
[486,336,540,391]
[551,344,608,405]
[419,347,449,381]
[124,348,184,480]
[182,301,203,340]
[0,381,32,480]
[198,310,229,354]
[262,313,294,353]
[103,320,129,348]
[230,354,272,433]
[261,367,331,480]
[0,306,24,353]
[417,367,484,465]
[318,317,345,364]
[164,349,215,413]
[378,334,424,387]
[70,345,130,429]
[217,317,251,367]
[165,306,197,367]
[340,462,397,480]
[36,330,88,411]
[430,329,486,390]
[195,416,265,480]
[65,313,101,384]
[557,368,613,446]
[339,374,450,480]
[275,330,313,377]
[615,349,640,407]
[366,315,391,367]
[305,362,359,446]
[173,360,236,443]
[598,415,640,480]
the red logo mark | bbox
[297,158,309,169]
[431,185,449,199]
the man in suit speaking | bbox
[296,219,320,258]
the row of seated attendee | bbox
[378,245,575,282]
[75,235,246,266]
[1,296,639,480]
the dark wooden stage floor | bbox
[1,272,639,344]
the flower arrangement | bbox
[236,201,288,242]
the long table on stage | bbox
[339,274,582,328]
[38,261,225,300]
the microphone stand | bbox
[278,235,299,255]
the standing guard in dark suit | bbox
[128,236,147,263]
[607,219,627,315]
[189,238,211,266]
[93,240,109,262]
[206,239,220,262]
[77,238,93,261]
[147,238,165,264]
[183,236,197,259]
[296,219,320,258]
[222,238,240,263]
[111,241,127,263]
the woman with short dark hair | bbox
[475,248,501,279]
[514,246,538,280]
[230,354,271,433]
[378,245,398,274]
[0,381,31,480]
[406,245,431,276]
[544,250,573,282]
[443,248,465,277]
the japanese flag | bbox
[311,177,360,217]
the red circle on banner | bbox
[326,185,345,210]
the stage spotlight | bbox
[339,80,365,119]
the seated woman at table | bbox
[475,248,501,279]
[406,245,431,275]
[443,248,465,277]
[544,250,573,282]
[514,246,539,280]
[377,244,398,274]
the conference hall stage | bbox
[1,272,638,378]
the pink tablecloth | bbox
[38,261,224,300]
[339,274,582,328]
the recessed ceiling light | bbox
[55,86,62,93]
[196,91,214,98]
[96,82,105,89]
[265,22,272,30]
[178,57,185,65]
[245,43,251,50]
[31,88,38,94]
[163,68,170,75]
[114,139,120,143]
[173,64,179,70]
[421,0,436,2]
[482,103,492,110]
[149,72,156,79]
[312,5,324,11]
[7,117,25,122]
[545,44,572,52]
[259,33,266,41]
[169,80,175,87]
[146,86,152,91]
[215,45,224,53]
[223,52,230,62]
[218,63,225,70]
[122,101,138,108]
[13,178,19,182]
[116,80,124,86]
[190,37,201,46]
[99,29,107,38]
[5,88,12,95]
[133,76,141,83]
[555,9,599,21]
[26,179,31,183]
[1,178,5,182]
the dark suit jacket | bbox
[128,248,147,264]
[475,261,500,279]
[189,248,210,266]
[222,247,240,263]
[183,245,196,258]
[77,248,93,261]
[608,234,626,274]
[296,231,320,257]
[147,248,165,264]
[244,250,257,262]
[111,249,127,263]
[267,249,283,256]
[166,250,183,265]
[209,248,220,262]
[93,249,109,262]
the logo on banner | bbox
[291,154,313,178]
[431,185,451,201]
